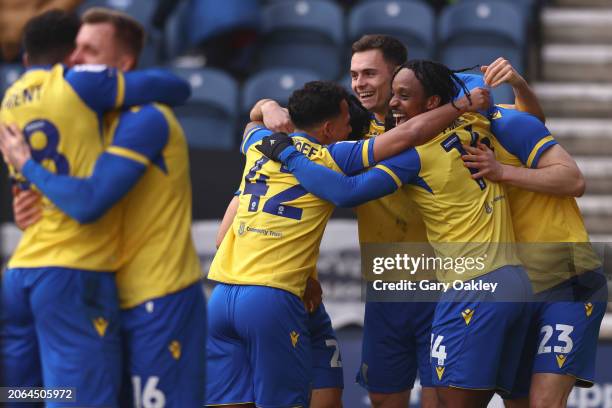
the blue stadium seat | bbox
[78,0,161,67]
[258,0,344,79]
[0,64,24,94]
[458,0,536,23]
[438,2,526,74]
[242,68,319,117]
[349,1,435,60]
[171,67,239,150]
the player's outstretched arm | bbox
[0,107,168,223]
[462,143,585,197]
[481,57,545,123]
[371,88,490,162]
[66,66,191,115]
[270,140,416,208]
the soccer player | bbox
[257,61,534,408]
[461,106,606,408]
[205,80,489,408]
[1,8,206,407]
[0,10,191,407]
[257,35,547,408]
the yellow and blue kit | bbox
[15,101,205,407]
[357,73,487,393]
[488,106,607,394]
[0,64,190,407]
[275,111,533,393]
[206,126,373,407]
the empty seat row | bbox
[78,0,529,81]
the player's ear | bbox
[117,54,136,72]
[426,95,441,110]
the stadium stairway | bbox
[534,0,612,240]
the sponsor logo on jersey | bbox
[585,303,593,317]
[169,340,182,360]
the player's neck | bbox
[293,128,327,145]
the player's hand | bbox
[481,57,524,88]
[261,100,294,134]
[456,87,490,113]
[255,132,294,162]
[0,124,31,172]
[13,187,42,230]
[303,277,323,313]
[462,143,504,181]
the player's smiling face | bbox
[350,49,394,117]
[389,68,431,126]
[70,23,134,71]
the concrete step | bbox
[542,45,612,81]
[556,0,612,7]
[542,8,612,44]
[548,119,612,155]
[533,82,612,118]
[575,157,612,195]
[578,195,612,234]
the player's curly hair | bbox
[23,10,81,65]
[288,81,349,130]
[393,60,473,109]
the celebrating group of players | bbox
[0,6,607,408]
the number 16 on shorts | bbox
[132,376,166,408]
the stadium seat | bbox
[438,2,526,74]
[348,1,435,60]
[171,67,239,150]
[458,0,536,23]
[0,64,24,94]
[258,0,344,79]
[78,0,161,67]
[242,68,319,118]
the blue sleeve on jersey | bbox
[112,105,169,162]
[277,148,419,208]
[240,126,272,155]
[21,153,146,223]
[490,107,557,168]
[326,138,376,175]
[65,66,190,114]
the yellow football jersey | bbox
[489,106,601,291]
[210,127,373,298]
[1,65,124,271]
[381,113,520,281]
[104,104,202,308]
[355,118,429,244]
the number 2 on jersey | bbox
[243,157,308,220]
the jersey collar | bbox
[290,131,320,145]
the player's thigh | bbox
[357,302,421,394]
[368,390,410,408]
[311,388,343,408]
[1,268,42,398]
[123,282,206,408]
[206,284,253,406]
[309,304,344,392]
[436,387,494,408]
[31,268,122,407]
[532,300,605,388]
[529,373,575,408]
[237,285,311,408]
